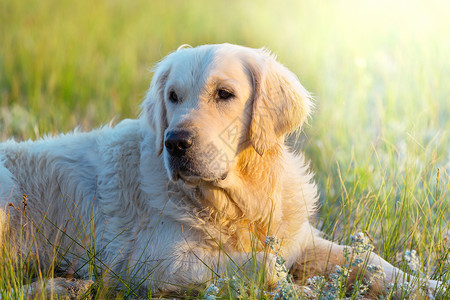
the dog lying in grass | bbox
[0,44,444,298]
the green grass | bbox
[1,0,449,298]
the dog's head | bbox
[142,44,312,184]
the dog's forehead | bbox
[168,44,252,84]
[167,48,214,81]
[210,44,255,78]
[209,54,249,81]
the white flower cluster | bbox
[265,236,298,300]
[203,282,220,300]
[349,232,374,255]
[203,233,401,299]
[306,232,386,299]
[404,249,419,274]
[203,280,221,300]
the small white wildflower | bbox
[404,250,419,274]
[335,265,351,277]
[366,264,386,286]
[265,236,280,247]
[226,275,242,297]
[367,264,385,278]
[330,272,340,281]
[306,275,331,299]
[352,257,364,267]
[367,264,383,273]
[273,278,296,300]
[204,283,219,299]
[343,246,351,257]
[216,277,226,288]
[300,285,315,298]
[264,238,297,300]
[276,256,286,268]
[350,232,374,254]
[265,236,282,253]
[307,275,326,287]
[358,283,369,294]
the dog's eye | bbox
[218,89,233,100]
[169,91,179,103]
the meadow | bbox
[1,0,449,298]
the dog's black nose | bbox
[164,131,193,157]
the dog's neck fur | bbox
[179,144,289,251]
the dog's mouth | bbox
[165,147,230,185]
[168,162,228,186]
[176,169,228,186]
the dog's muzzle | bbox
[164,130,228,183]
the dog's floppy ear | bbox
[248,49,312,155]
[141,63,170,155]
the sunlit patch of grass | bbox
[0,194,448,298]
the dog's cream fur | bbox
[0,44,442,296]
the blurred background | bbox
[1,0,449,252]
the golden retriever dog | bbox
[0,44,442,297]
